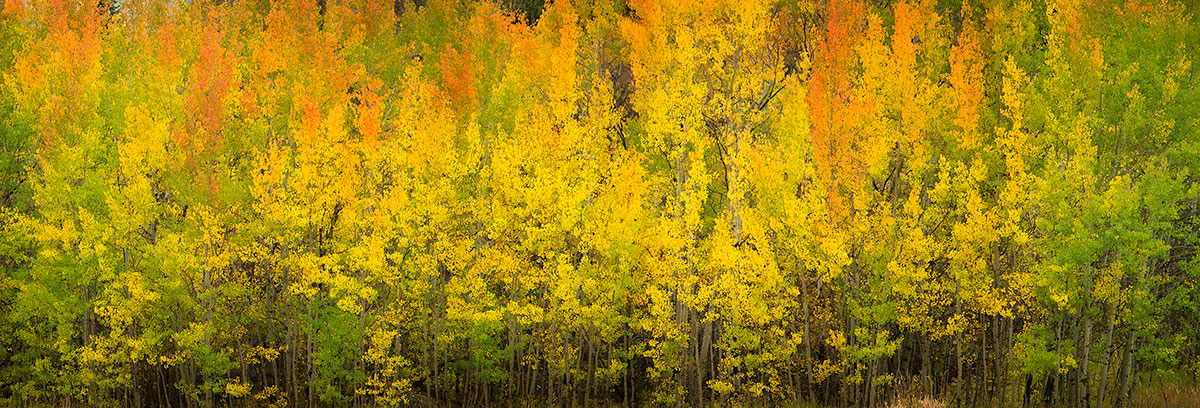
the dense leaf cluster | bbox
[0,0,1198,407]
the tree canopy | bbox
[0,0,1198,407]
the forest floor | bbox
[1128,381,1200,408]
[778,380,1200,408]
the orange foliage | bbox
[187,10,236,150]
[156,24,182,68]
[354,81,385,147]
[1,0,25,15]
[891,0,937,154]
[949,8,984,149]
[806,0,866,220]
[438,45,479,110]
[22,0,105,149]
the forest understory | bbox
[1,0,1199,407]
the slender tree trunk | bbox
[1042,373,1055,407]
[624,330,631,408]
[866,356,877,408]
[923,332,932,396]
[1023,373,1032,408]
[801,270,814,400]
[842,273,856,408]
[1079,311,1093,408]
[1069,309,1083,408]
[284,248,297,406]
[672,142,689,408]
[1006,316,1015,404]
[307,301,315,407]
[1097,304,1116,408]
[955,281,963,407]
[699,316,714,406]
[1114,329,1137,408]
[203,244,214,408]
[1055,318,1065,405]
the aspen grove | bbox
[0,0,1199,407]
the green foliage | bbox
[0,0,1198,407]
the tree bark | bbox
[1079,310,1093,408]
[1097,304,1116,408]
[955,280,963,407]
[1114,329,1137,408]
